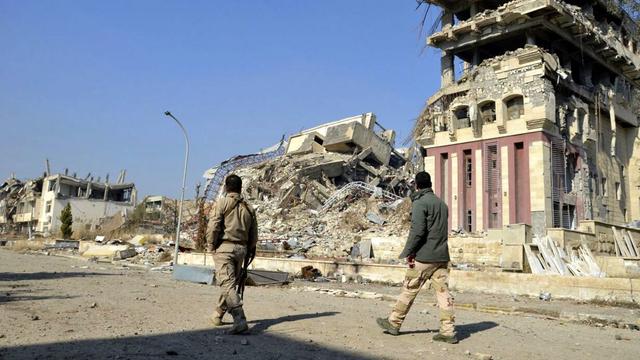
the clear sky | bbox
[0,0,442,199]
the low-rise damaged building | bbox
[416,0,640,236]
[0,171,137,237]
[36,174,137,235]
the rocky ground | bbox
[0,249,639,360]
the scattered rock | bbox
[166,350,178,356]
[90,302,97,308]
[474,353,493,360]
[0,334,5,339]
[240,338,249,345]
[465,350,472,356]
[615,334,631,341]
[31,315,39,321]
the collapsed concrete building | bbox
[0,170,137,237]
[197,113,412,258]
[0,177,43,234]
[415,0,640,237]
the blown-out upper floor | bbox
[416,45,639,149]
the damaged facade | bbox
[0,171,137,237]
[416,0,640,236]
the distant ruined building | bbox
[416,0,640,235]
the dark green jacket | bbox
[399,188,450,263]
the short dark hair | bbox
[225,174,242,193]
[415,171,432,190]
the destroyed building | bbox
[0,177,43,235]
[0,170,137,237]
[198,113,412,258]
[415,0,640,237]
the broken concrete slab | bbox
[82,245,131,258]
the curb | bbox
[456,302,639,331]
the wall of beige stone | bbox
[528,140,553,234]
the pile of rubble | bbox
[222,113,415,260]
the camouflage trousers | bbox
[388,261,455,336]
[213,244,246,317]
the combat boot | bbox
[376,318,400,336]
[433,333,458,344]
[229,307,249,335]
[210,313,223,326]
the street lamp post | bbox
[164,111,189,267]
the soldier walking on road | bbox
[376,171,457,344]
[206,174,258,335]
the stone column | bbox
[442,10,454,27]
[441,52,455,87]
[526,31,536,46]
[470,1,478,17]
[582,61,593,86]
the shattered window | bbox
[505,96,524,120]
[480,101,496,123]
[453,106,470,128]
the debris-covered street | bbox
[1,250,638,360]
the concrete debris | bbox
[215,114,414,260]
[525,236,605,277]
[612,227,640,257]
[296,286,397,302]
[473,353,493,360]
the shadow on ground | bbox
[399,321,498,340]
[249,311,340,333]
[0,272,114,282]
[0,293,77,304]
[456,321,499,340]
[0,313,371,360]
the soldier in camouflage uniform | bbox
[206,174,257,335]
[377,171,457,344]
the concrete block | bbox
[82,245,130,258]
[369,236,405,261]
[499,244,523,271]
[115,248,137,260]
[323,122,391,165]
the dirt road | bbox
[0,249,638,359]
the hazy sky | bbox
[0,0,442,199]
